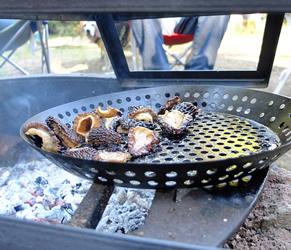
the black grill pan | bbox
[20,85,291,189]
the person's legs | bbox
[185,15,230,70]
[131,19,169,70]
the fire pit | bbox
[1,1,291,249]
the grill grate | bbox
[21,85,291,189]
[135,112,280,164]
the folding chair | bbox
[0,19,51,75]
[131,28,194,70]
[162,33,194,69]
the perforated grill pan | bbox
[20,85,291,189]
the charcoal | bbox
[0,170,10,187]
[96,187,155,233]
[0,198,15,216]
[14,204,25,212]
[0,159,91,225]
[1,158,155,233]
[42,187,61,209]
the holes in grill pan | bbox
[48,90,287,189]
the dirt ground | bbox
[1,17,291,249]
[224,166,291,249]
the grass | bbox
[0,44,38,76]
[0,38,107,76]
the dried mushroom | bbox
[46,116,82,149]
[86,126,121,146]
[172,102,200,118]
[94,106,122,118]
[25,122,61,153]
[64,147,98,160]
[120,118,155,130]
[158,96,181,115]
[128,126,159,157]
[103,116,122,131]
[157,110,193,135]
[73,112,102,140]
[94,150,131,163]
[116,125,130,134]
[25,96,201,163]
[127,107,157,123]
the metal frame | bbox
[0,0,291,16]
[96,13,284,87]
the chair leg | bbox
[130,26,138,71]
[0,49,15,68]
[44,23,51,73]
[163,43,192,70]
[37,21,51,74]
[1,54,29,75]
[274,67,291,94]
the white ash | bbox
[0,158,155,233]
[96,187,155,234]
[0,159,92,224]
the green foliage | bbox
[48,21,80,37]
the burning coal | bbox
[96,187,155,233]
[0,159,91,224]
[0,158,154,233]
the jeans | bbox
[131,15,230,70]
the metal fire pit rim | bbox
[0,214,215,250]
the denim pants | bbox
[131,15,230,70]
